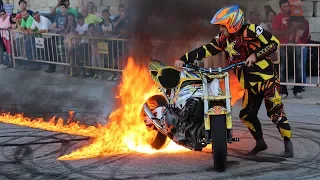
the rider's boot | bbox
[283,137,294,158]
[247,138,268,155]
[247,129,268,155]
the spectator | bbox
[76,15,88,35]
[260,5,276,32]
[46,2,68,73]
[272,0,303,99]
[108,5,133,80]
[86,2,101,17]
[9,13,20,29]
[64,15,87,76]
[0,9,12,68]
[9,13,24,59]
[20,10,42,70]
[51,0,78,18]
[27,11,54,70]
[3,0,14,15]
[97,9,117,80]
[288,0,305,43]
[247,8,262,25]
[17,0,33,15]
[20,10,34,34]
[300,18,310,91]
[62,13,78,74]
[0,0,3,10]
[65,15,90,77]
[113,4,129,34]
[30,11,53,34]
[81,7,102,25]
[99,9,113,38]
[50,3,68,34]
[63,13,76,34]
[87,23,103,79]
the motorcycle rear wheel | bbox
[210,114,227,172]
[144,95,170,150]
[150,130,170,150]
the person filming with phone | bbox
[113,4,129,35]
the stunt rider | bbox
[175,5,293,157]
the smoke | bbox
[126,0,228,65]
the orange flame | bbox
[0,57,189,160]
[0,113,99,138]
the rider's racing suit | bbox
[179,24,292,142]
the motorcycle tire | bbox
[144,95,170,150]
[210,114,227,172]
[150,131,169,150]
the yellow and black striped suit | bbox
[180,24,292,141]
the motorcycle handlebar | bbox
[183,61,245,73]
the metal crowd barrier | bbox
[275,44,320,87]
[10,31,71,66]
[9,30,130,73]
[68,36,131,72]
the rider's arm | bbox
[180,36,223,63]
[248,24,279,61]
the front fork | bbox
[202,74,238,144]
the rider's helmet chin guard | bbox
[210,5,244,34]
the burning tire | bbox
[143,95,170,150]
[150,130,170,150]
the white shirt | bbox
[76,24,88,35]
[101,23,113,32]
[76,24,89,43]
[31,16,53,31]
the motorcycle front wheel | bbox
[210,114,227,172]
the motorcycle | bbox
[142,60,245,172]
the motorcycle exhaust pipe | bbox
[143,103,167,135]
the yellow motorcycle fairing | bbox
[204,106,232,130]
[149,60,202,90]
[149,60,181,89]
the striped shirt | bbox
[3,3,14,15]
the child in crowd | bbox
[3,0,14,15]
[76,15,88,36]
[87,23,103,79]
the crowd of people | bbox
[0,0,133,80]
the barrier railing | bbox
[68,36,130,72]
[11,31,75,66]
[276,44,320,87]
[10,30,130,73]
[5,30,320,87]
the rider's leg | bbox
[239,87,267,155]
[263,77,293,157]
